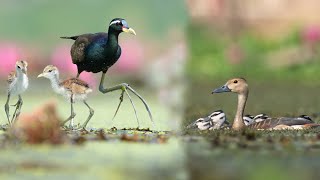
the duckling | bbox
[212,78,320,130]
[253,113,269,123]
[243,114,255,126]
[37,65,94,130]
[299,115,313,121]
[5,61,29,124]
[187,110,227,130]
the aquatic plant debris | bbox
[0,126,171,146]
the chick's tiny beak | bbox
[212,85,231,94]
[37,73,44,78]
[122,27,136,35]
[22,69,27,74]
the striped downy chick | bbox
[5,60,29,124]
[299,115,313,121]
[38,65,94,130]
[243,114,255,126]
[253,113,269,123]
[187,110,227,130]
[207,110,228,130]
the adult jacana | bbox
[61,18,153,127]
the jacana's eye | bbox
[234,80,238,83]
[48,70,52,72]
[17,66,21,69]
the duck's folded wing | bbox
[248,117,315,130]
[276,117,314,126]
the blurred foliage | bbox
[187,24,320,83]
[0,0,187,47]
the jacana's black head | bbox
[108,18,136,35]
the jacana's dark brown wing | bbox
[61,33,99,64]
[70,34,94,64]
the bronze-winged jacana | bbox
[61,18,153,128]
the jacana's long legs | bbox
[4,94,11,125]
[80,100,94,129]
[62,95,76,129]
[112,90,124,122]
[98,72,154,127]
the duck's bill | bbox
[37,73,44,78]
[186,122,197,129]
[212,85,231,94]
[122,27,136,35]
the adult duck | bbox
[212,78,319,130]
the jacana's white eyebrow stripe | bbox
[109,20,121,26]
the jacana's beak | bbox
[212,85,231,94]
[122,27,136,35]
[37,73,44,78]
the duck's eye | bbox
[48,70,52,72]
[17,66,21,69]
[234,80,238,83]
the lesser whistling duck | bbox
[212,78,320,130]
[5,61,29,124]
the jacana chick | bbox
[38,65,94,130]
[5,60,29,124]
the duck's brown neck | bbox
[232,91,248,130]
